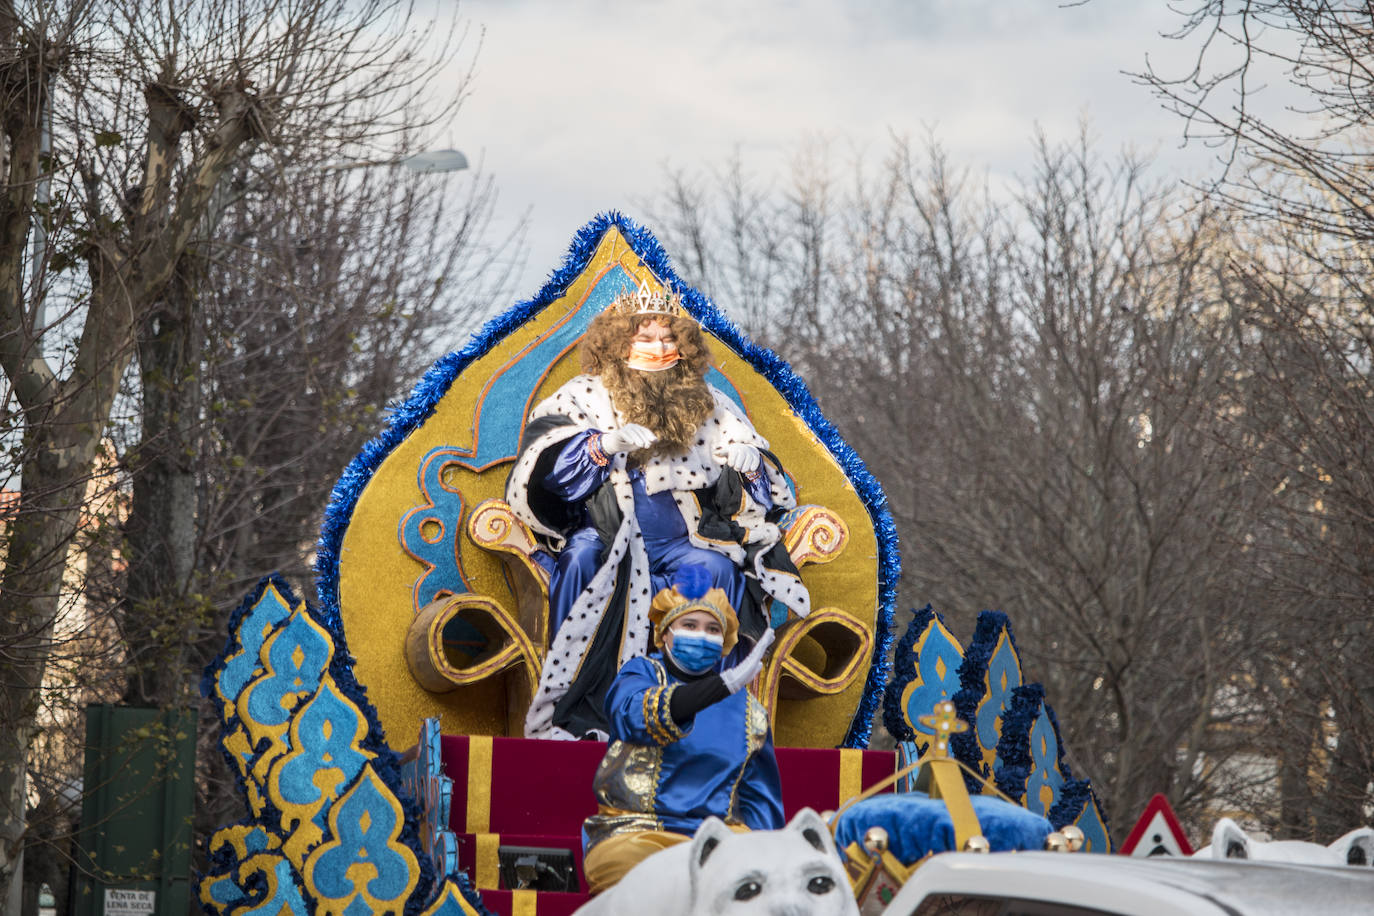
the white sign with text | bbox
[104,888,155,915]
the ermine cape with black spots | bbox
[505,375,810,739]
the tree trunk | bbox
[1277,692,1318,838]
[0,432,103,906]
[20,789,73,916]
[1316,647,1374,839]
[121,265,203,708]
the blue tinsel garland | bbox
[950,610,1015,787]
[312,211,898,749]
[1047,778,1093,831]
[1050,782,1112,839]
[881,605,938,744]
[993,683,1045,802]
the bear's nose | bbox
[760,899,816,916]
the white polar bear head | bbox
[687,808,857,916]
[1194,817,1374,868]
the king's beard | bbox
[602,361,715,461]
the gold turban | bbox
[648,584,739,653]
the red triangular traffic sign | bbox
[1119,794,1194,856]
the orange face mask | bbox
[626,341,680,372]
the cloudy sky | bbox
[437,1,1234,300]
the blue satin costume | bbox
[581,653,785,855]
[544,430,772,638]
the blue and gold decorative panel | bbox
[1068,790,1113,853]
[209,581,297,719]
[238,611,336,797]
[950,611,1024,788]
[318,213,898,748]
[992,682,1097,837]
[882,606,967,755]
[200,850,308,916]
[880,607,1110,852]
[302,765,420,916]
[205,580,301,818]
[200,826,301,914]
[420,884,483,916]
[400,447,475,612]
[1023,706,1066,818]
[269,675,374,863]
[202,575,494,916]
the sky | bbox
[435,0,1247,302]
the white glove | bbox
[717,443,761,473]
[720,628,776,695]
[600,424,656,455]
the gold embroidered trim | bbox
[661,685,686,741]
[726,695,771,820]
[642,688,665,745]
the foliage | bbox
[0,1,510,910]
[647,126,1371,841]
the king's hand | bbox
[600,424,657,455]
[716,443,761,473]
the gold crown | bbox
[612,278,684,318]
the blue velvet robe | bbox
[544,429,773,636]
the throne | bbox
[400,498,866,728]
[326,218,896,748]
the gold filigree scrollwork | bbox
[756,607,872,728]
[782,505,849,569]
[404,593,542,719]
[467,498,551,648]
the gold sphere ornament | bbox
[1044,832,1069,852]
[1061,824,1085,852]
[964,835,991,854]
[863,826,890,855]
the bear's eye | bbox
[734,881,762,901]
[807,876,835,895]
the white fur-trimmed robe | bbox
[506,375,810,739]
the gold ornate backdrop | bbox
[336,226,881,748]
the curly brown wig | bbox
[581,309,715,460]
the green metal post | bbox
[72,706,195,916]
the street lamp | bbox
[33,145,471,336]
[321,147,469,174]
[399,148,469,173]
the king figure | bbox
[505,282,810,739]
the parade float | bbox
[198,215,1114,916]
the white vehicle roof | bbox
[884,851,1374,915]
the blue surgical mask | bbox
[667,631,724,674]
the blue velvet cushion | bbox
[835,791,1052,864]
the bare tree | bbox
[1140,0,1374,836]
[0,0,485,904]
[651,132,1290,838]
[1138,1,1374,242]
[1207,227,1374,837]
[118,155,510,710]
[647,138,847,368]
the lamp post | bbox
[401,148,470,173]
[200,146,469,244]
[318,147,469,174]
